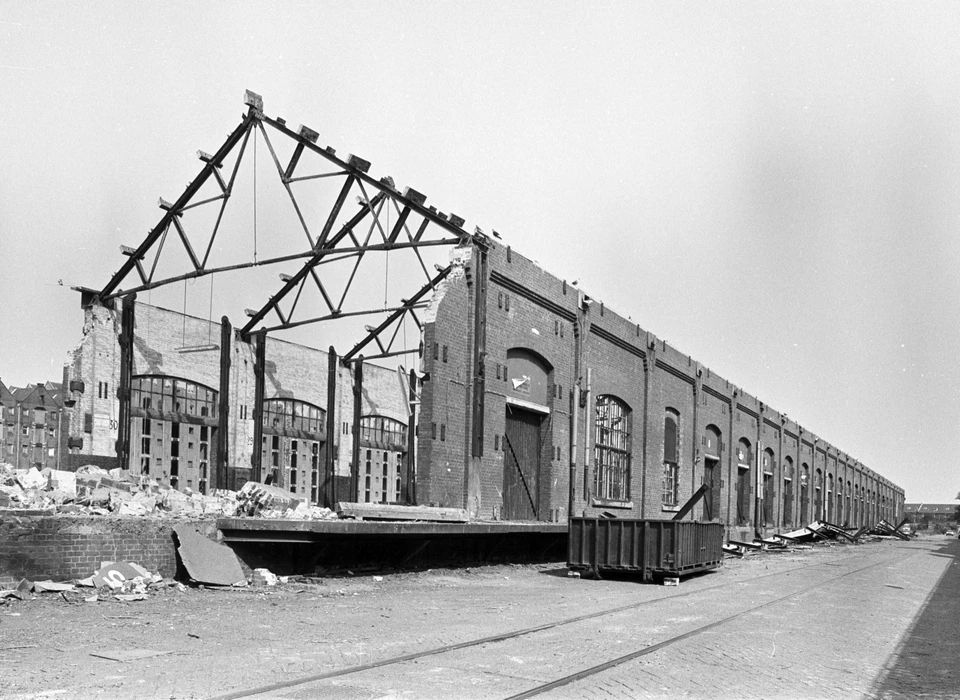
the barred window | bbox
[662,410,679,507]
[593,395,630,502]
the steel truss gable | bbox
[96,90,488,359]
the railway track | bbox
[210,544,920,700]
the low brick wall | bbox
[0,515,219,587]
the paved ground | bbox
[1,534,956,699]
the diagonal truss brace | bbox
[342,265,451,363]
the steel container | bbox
[568,517,724,581]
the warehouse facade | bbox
[418,240,904,536]
[63,237,904,538]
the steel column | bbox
[325,347,337,507]
[351,358,363,506]
[216,315,232,490]
[251,330,266,483]
[116,294,135,470]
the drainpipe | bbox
[569,380,579,520]
[583,367,592,509]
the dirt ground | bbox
[0,553,742,700]
[0,537,949,700]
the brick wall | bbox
[0,515,218,586]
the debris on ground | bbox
[723,519,899,557]
[0,560,170,604]
[251,568,278,586]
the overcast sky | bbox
[2,2,958,503]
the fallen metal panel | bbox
[173,524,245,586]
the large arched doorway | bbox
[702,424,722,521]
[502,348,552,520]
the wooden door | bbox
[503,406,542,520]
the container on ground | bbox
[568,517,724,582]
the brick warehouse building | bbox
[60,93,903,538]
[418,241,903,537]
[62,239,903,538]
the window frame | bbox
[592,394,632,505]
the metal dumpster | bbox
[568,517,724,581]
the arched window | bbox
[262,398,325,436]
[359,415,408,447]
[662,409,680,507]
[594,395,631,502]
[131,375,218,418]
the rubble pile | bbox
[235,481,337,520]
[0,462,338,520]
[0,560,177,604]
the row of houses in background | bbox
[903,503,958,527]
[0,379,67,470]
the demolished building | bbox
[58,91,904,539]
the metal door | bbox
[763,473,774,525]
[503,405,542,520]
[703,458,719,521]
[736,467,751,526]
[783,479,793,526]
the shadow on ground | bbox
[872,538,960,699]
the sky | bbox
[1,2,958,503]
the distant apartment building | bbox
[904,503,957,525]
[0,379,67,470]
